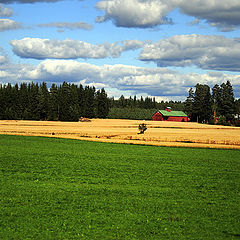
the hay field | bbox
[0,119,240,149]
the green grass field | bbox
[0,135,240,240]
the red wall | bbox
[152,112,188,122]
[167,116,188,122]
[152,112,163,121]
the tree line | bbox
[110,95,184,110]
[0,82,109,121]
[108,95,184,120]
[0,82,185,121]
[184,80,240,125]
[0,80,239,124]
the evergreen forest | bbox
[184,80,240,126]
[0,80,239,125]
[0,82,109,122]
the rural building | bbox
[152,107,188,122]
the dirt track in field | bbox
[1,119,240,149]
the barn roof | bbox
[158,110,187,117]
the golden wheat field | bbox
[1,119,240,149]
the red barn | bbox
[152,107,188,122]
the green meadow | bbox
[0,135,240,239]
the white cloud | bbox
[95,0,173,28]
[0,55,8,64]
[10,38,145,60]
[1,58,240,99]
[178,0,240,31]
[37,22,93,31]
[139,34,240,72]
[0,47,8,64]
[1,59,237,98]
[0,19,22,31]
[0,4,13,17]
[96,0,240,31]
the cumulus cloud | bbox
[139,34,240,72]
[178,0,240,32]
[95,0,173,28]
[1,59,240,98]
[0,4,13,17]
[0,55,8,64]
[18,59,199,98]
[37,22,93,31]
[96,0,240,31]
[15,60,240,98]
[110,40,146,58]
[0,19,22,31]
[10,38,145,60]
[0,47,9,64]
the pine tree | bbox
[212,84,222,120]
[192,84,212,123]
[19,83,29,119]
[184,88,194,119]
[38,82,49,120]
[222,81,235,121]
[84,86,95,118]
[133,95,137,107]
[69,84,79,121]
[4,83,19,120]
[213,81,235,122]
[235,99,240,120]
[58,82,72,121]
[48,84,59,121]
[140,96,144,108]
[118,95,126,108]
[95,88,109,118]
[77,84,84,117]
[24,83,40,120]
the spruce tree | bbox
[83,86,95,118]
[192,84,212,123]
[77,84,84,117]
[222,81,235,121]
[38,82,49,120]
[95,88,109,118]
[48,84,59,121]
[25,83,40,120]
[184,88,194,119]
[212,84,222,119]
[19,83,29,119]
[58,82,72,121]
[119,95,126,108]
[213,81,235,122]
[69,84,80,121]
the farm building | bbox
[152,107,188,122]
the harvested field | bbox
[0,119,240,149]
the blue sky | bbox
[1,0,240,101]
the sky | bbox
[0,0,240,101]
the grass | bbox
[0,134,240,240]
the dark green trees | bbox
[235,99,240,119]
[184,88,194,119]
[212,81,235,122]
[112,95,158,109]
[95,88,109,118]
[48,84,59,121]
[192,84,212,123]
[83,86,96,118]
[0,82,110,121]
[186,81,236,124]
[38,82,49,120]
